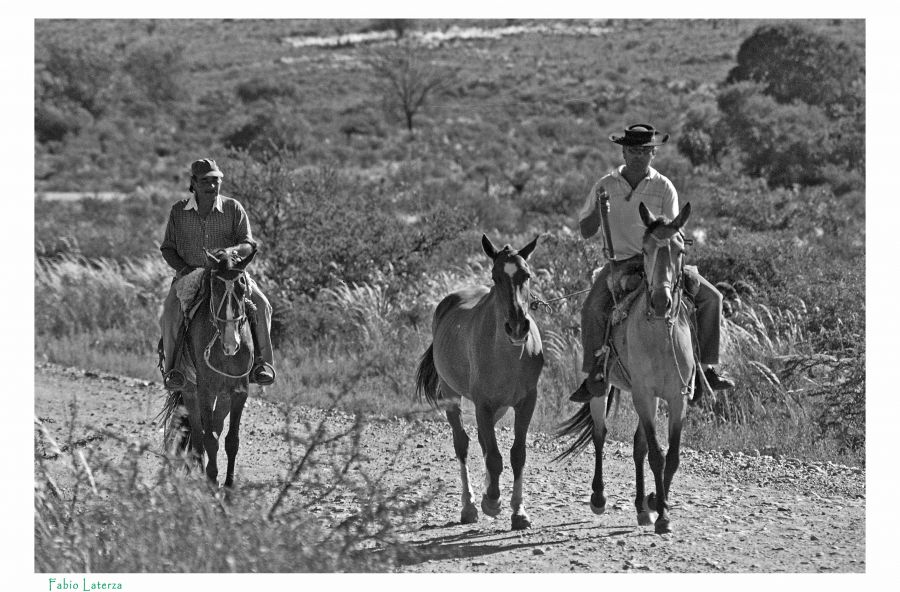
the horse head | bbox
[639,202,691,320]
[204,248,255,356]
[482,234,539,346]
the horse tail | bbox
[157,391,190,454]
[553,402,594,462]
[415,343,440,408]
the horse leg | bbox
[661,396,686,523]
[223,391,248,489]
[588,395,609,515]
[180,390,206,473]
[509,392,536,530]
[475,402,503,518]
[633,423,653,526]
[200,399,221,485]
[634,395,671,534]
[446,400,478,524]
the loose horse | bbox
[415,235,544,530]
[558,202,695,534]
[161,248,256,487]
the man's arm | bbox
[160,211,189,274]
[578,183,602,239]
[214,242,256,263]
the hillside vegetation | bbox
[34,18,865,466]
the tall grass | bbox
[34,243,864,467]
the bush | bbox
[235,77,299,104]
[726,22,863,114]
[122,40,189,105]
[716,83,833,188]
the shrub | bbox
[222,107,312,157]
[716,83,833,188]
[726,23,864,114]
[235,77,299,104]
[122,40,189,105]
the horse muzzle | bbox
[505,318,531,345]
[648,287,674,319]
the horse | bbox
[161,248,257,487]
[557,202,695,534]
[415,234,544,530]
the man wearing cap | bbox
[159,158,276,390]
[571,124,734,402]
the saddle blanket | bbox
[174,268,258,318]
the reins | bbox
[529,287,592,313]
[203,270,254,379]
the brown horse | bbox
[558,202,695,534]
[415,235,544,530]
[161,248,256,487]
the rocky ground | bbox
[34,362,865,573]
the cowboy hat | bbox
[609,124,669,147]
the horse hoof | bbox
[460,505,479,524]
[655,519,672,535]
[637,511,653,526]
[590,493,607,515]
[481,495,502,517]
[511,513,531,530]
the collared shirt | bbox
[577,165,679,260]
[160,193,256,271]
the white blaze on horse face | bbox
[504,262,517,278]
[223,296,240,355]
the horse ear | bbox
[205,249,219,266]
[638,202,656,227]
[518,235,539,260]
[482,234,499,260]
[672,202,692,229]
[235,245,258,270]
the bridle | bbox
[203,270,254,379]
[643,230,694,394]
[642,231,689,326]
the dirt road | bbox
[34,362,865,573]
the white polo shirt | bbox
[577,165,679,261]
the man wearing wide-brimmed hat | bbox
[570,124,734,403]
[158,158,276,390]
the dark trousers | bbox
[580,259,723,373]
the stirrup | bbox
[250,361,276,386]
[163,369,186,391]
[569,380,592,403]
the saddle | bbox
[573,264,705,402]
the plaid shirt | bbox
[160,193,256,272]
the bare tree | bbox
[364,42,456,132]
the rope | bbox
[529,287,591,312]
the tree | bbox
[123,40,189,105]
[364,42,456,132]
[717,82,832,188]
[726,23,863,116]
